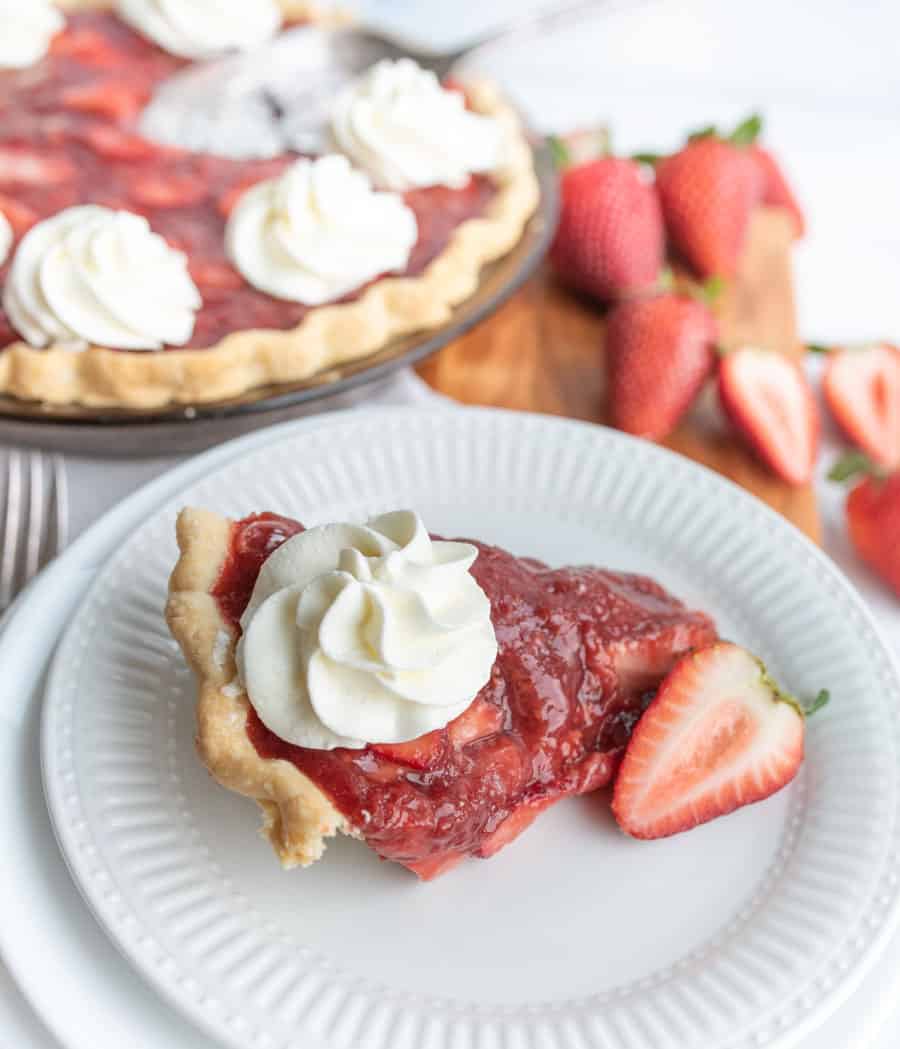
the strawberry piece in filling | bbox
[211,514,717,878]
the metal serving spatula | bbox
[138,0,608,159]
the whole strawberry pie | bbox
[0,1,539,408]
[167,507,718,878]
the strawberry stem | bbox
[632,151,662,166]
[758,658,829,719]
[547,134,571,170]
[687,123,718,142]
[806,343,832,354]
[729,112,763,146]
[803,689,831,717]
[700,273,726,306]
[828,451,886,483]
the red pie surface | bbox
[211,514,718,879]
[0,12,496,352]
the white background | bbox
[356,0,900,343]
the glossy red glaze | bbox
[0,12,495,352]
[213,514,717,878]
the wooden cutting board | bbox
[418,206,821,543]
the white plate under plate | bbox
[40,408,900,1049]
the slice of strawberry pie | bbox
[167,509,716,879]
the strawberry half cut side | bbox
[823,344,900,470]
[612,642,828,840]
[719,347,820,485]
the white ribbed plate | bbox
[42,408,900,1049]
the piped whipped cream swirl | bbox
[117,0,281,60]
[331,58,503,191]
[236,511,498,750]
[226,154,418,305]
[0,0,64,69]
[0,212,12,267]
[3,206,201,351]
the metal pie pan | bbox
[0,145,557,456]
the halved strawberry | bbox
[612,642,827,839]
[719,347,820,484]
[823,343,900,469]
[369,731,445,771]
[61,80,150,121]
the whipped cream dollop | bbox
[0,0,64,69]
[0,212,12,268]
[226,154,418,305]
[117,0,281,60]
[330,58,503,191]
[236,511,498,750]
[3,206,201,351]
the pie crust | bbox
[166,507,352,868]
[0,4,540,408]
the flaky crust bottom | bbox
[2,5,541,408]
[166,507,351,868]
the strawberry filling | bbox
[0,12,495,353]
[212,514,717,878]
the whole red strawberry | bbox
[749,145,805,237]
[656,135,758,279]
[606,294,717,440]
[831,454,900,598]
[550,154,664,302]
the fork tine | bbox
[52,453,68,556]
[25,451,43,583]
[1,451,23,609]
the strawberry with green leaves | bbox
[650,114,804,279]
[612,642,828,840]
[549,136,664,303]
[654,115,763,279]
[830,453,900,598]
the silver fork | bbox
[0,451,68,613]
